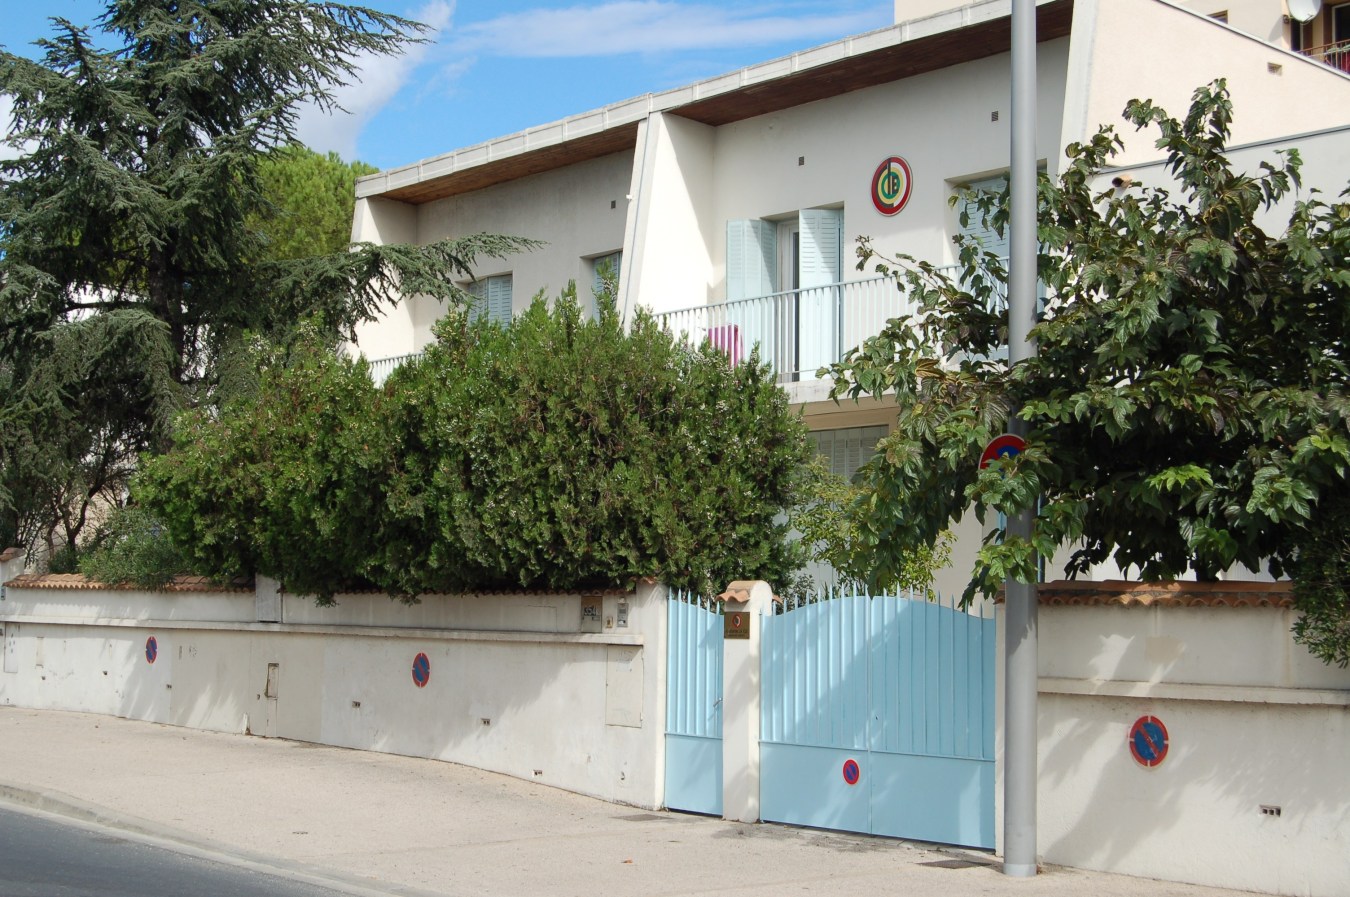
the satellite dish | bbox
[1288,0,1321,24]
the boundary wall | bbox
[4,555,1349,896]
[1022,581,1350,897]
[0,557,668,810]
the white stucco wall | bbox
[1172,0,1292,44]
[350,197,421,360]
[417,152,633,319]
[1028,602,1350,896]
[702,39,1071,296]
[351,152,634,362]
[0,582,669,809]
[625,113,717,317]
[1062,0,1350,167]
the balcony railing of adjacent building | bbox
[654,264,1005,383]
[1304,39,1350,73]
[366,352,421,386]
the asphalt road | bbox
[0,804,358,897]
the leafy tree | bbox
[0,1,530,559]
[827,82,1350,663]
[789,458,953,595]
[253,144,378,261]
[79,504,191,589]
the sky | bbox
[0,0,893,172]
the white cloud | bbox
[292,1,454,160]
[0,95,29,162]
[448,2,883,58]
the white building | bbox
[350,0,1350,596]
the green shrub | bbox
[1291,494,1350,668]
[138,293,811,600]
[79,505,190,589]
[370,290,811,596]
[137,331,386,603]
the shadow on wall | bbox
[1,584,660,807]
[1035,604,1350,890]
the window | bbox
[808,425,888,483]
[725,208,843,377]
[590,251,622,317]
[954,174,1010,260]
[466,273,512,325]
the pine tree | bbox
[0,2,531,557]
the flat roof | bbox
[356,0,1073,205]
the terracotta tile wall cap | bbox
[1033,580,1294,608]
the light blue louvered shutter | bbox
[797,208,843,375]
[725,219,778,369]
[956,175,1010,259]
[466,278,487,323]
[487,274,512,324]
[726,219,776,302]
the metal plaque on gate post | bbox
[723,609,750,640]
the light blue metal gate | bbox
[664,591,723,815]
[761,592,995,848]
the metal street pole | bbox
[1004,0,1039,879]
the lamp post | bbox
[1003,0,1039,879]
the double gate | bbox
[665,590,995,848]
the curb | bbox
[0,782,447,897]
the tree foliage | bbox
[135,291,812,601]
[0,1,531,558]
[828,82,1350,663]
[789,458,953,595]
[253,144,378,261]
[136,328,386,601]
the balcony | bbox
[654,263,998,387]
[1303,39,1350,73]
[365,262,1008,390]
[367,352,421,386]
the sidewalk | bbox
[0,708,1259,897]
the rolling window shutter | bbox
[592,251,622,297]
[726,219,777,301]
[808,425,888,482]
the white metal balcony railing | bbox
[366,352,421,386]
[656,263,1004,383]
[364,263,1007,386]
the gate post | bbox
[718,580,773,824]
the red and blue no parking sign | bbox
[979,433,1027,470]
[411,652,430,688]
[1128,715,1169,768]
[145,636,158,664]
[842,758,861,786]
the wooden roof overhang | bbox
[366,0,1073,206]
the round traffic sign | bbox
[145,636,158,664]
[1128,716,1169,768]
[842,758,861,786]
[979,433,1027,470]
[411,652,431,688]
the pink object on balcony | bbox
[707,324,743,367]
